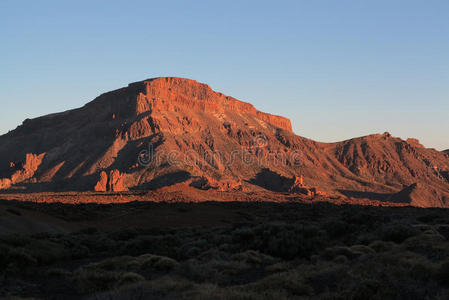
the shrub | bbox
[369,240,395,252]
[73,268,120,294]
[85,256,139,271]
[379,224,420,243]
[46,268,72,277]
[436,225,449,240]
[322,246,362,260]
[7,248,37,268]
[231,250,277,265]
[435,260,449,286]
[240,224,326,259]
[323,220,354,238]
[116,272,145,287]
[401,233,447,260]
[139,254,179,271]
[349,245,375,255]
[248,270,313,296]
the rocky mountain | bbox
[0,77,448,207]
[323,134,449,206]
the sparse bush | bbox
[231,250,277,265]
[435,260,449,286]
[7,248,38,270]
[238,224,326,259]
[333,255,349,264]
[46,268,72,277]
[86,256,139,271]
[436,225,449,240]
[139,254,179,271]
[369,240,395,252]
[379,224,420,243]
[323,246,360,260]
[401,233,448,260]
[323,220,354,237]
[116,272,145,286]
[350,245,375,255]
[73,268,121,293]
[248,270,313,296]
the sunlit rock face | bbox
[0,77,448,207]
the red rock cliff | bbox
[131,77,292,132]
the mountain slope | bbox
[0,77,448,207]
[322,133,449,206]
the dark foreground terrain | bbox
[2,200,449,299]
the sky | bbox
[1,0,448,150]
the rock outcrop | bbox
[0,178,11,190]
[190,176,242,191]
[94,170,127,192]
[406,138,424,148]
[0,153,45,188]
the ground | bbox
[1,193,449,299]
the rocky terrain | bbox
[1,77,449,299]
[0,77,448,207]
[2,200,449,299]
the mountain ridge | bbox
[1,77,448,207]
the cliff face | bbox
[133,77,292,131]
[0,77,448,207]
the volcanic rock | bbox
[0,77,448,207]
[0,178,11,190]
[0,153,45,187]
[94,170,127,192]
[406,138,424,148]
[190,176,242,191]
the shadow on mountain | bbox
[133,171,191,190]
[338,190,393,201]
[0,174,100,194]
[249,168,293,192]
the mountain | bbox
[0,77,448,207]
[323,134,449,206]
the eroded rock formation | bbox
[0,153,45,189]
[94,170,127,192]
[190,176,243,191]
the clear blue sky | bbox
[1,0,448,149]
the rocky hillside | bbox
[322,134,449,206]
[0,77,448,207]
